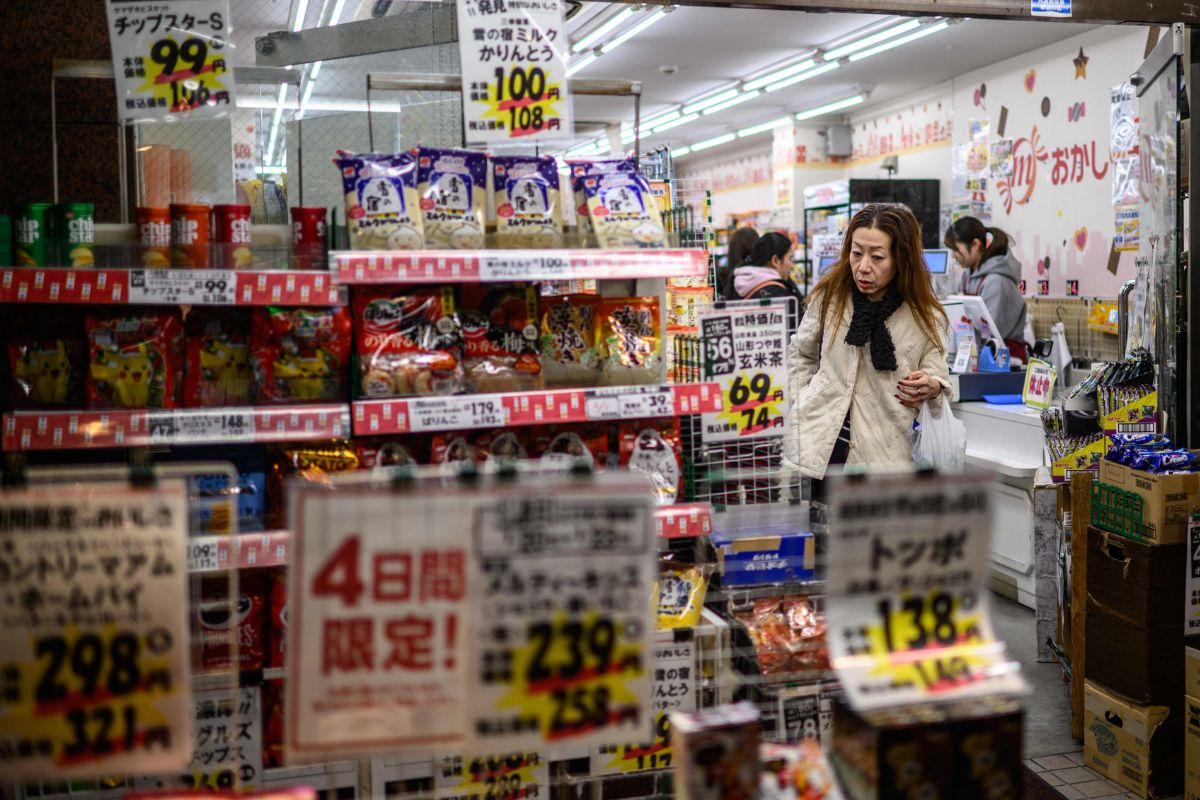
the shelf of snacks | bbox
[656,502,714,538]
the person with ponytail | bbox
[716,226,760,300]
[944,216,1029,360]
[727,230,805,330]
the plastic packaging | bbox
[912,401,967,473]
[417,147,487,249]
[355,286,464,397]
[333,151,424,249]
[86,310,183,408]
[492,154,563,248]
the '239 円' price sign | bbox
[456,0,574,144]
[699,301,790,442]
[105,0,237,122]
[826,473,1027,711]
[0,482,191,778]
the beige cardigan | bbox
[783,300,953,479]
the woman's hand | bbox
[896,371,942,408]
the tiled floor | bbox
[1023,750,1147,799]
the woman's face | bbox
[771,247,795,279]
[849,226,897,300]
[951,240,982,270]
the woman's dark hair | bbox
[718,227,760,298]
[944,216,1010,264]
[746,231,793,266]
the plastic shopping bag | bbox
[912,401,967,473]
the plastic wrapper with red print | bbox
[86,310,183,409]
[251,307,351,404]
[735,595,828,678]
[184,310,253,407]
[355,286,464,398]
[5,314,86,408]
[355,438,424,471]
[431,429,528,467]
[458,284,543,393]
[268,570,288,669]
[193,574,267,672]
[532,424,611,471]
[619,418,682,505]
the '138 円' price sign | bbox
[456,0,574,144]
[105,0,237,122]
[699,301,790,442]
[826,473,1027,711]
[0,481,191,778]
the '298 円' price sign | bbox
[456,0,574,144]
[105,0,237,122]
[0,481,191,778]
[699,301,790,442]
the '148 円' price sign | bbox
[699,301,790,442]
[0,481,191,778]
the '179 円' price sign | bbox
[468,481,655,751]
[0,481,191,778]
[699,301,790,442]
[105,0,237,122]
[827,473,1027,711]
[456,0,574,144]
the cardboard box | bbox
[1187,647,1200,701]
[1098,458,1200,544]
[1188,519,1200,637]
[1083,681,1183,798]
[1186,695,1199,800]
[710,529,815,587]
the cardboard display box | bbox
[1188,647,1200,700]
[710,529,815,587]
[1083,681,1183,798]
[1186,694,1199,800]
[1098,458,1200,544]
[1188,519,1200,637]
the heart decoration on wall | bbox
[1074,227,1088,252]
[1024,69,1037,93]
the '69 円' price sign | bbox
[105,0,236,122]
[467,481,656,751]
[0,481,191,779]
[826,473,1027,711]
[698,301,790,442]
[455,0,574,144]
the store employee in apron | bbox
[944,217,1029,361]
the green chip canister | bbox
[54,202,95,267]
[14,203,52,266]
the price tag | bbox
[408,396,508,432]
[480,253,572,281]
[148,412,181,444]
[104,0,236,122]
[698,302,789,442]
[173,410,256,443]
[434,753,547,799]
[128,269,237,305]
[1022,358,1057,408]
[186,535,222,572]
[952,332,975,374]
[456,0,573,145]
[0,482,191,778]
[585,387,673,421]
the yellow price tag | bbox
[1022,358,1056,409]
[436,753,545,799]
[601,711,673,773]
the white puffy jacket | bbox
[783,300,953,478]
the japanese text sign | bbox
[699,301,790,442]
[455,0,574,144]
[0,481,191,778]
[1022,358,1057,409]
[827,472,1027,711]
[434,752,548,799]
[105,0,236,122]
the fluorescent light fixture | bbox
[238,95,407,113]
[848,20,950,62]
[566,138,606,158]
[738,116,792,138]
[310,60,323,80]
[763,61,839,94]
[703,91,759,115]
[691,133,736,152]
[670,146,691,158]
[794,93,865,121]
[573,7,635,53]
[329,0,348,24]
[743,59,816,92]
[302,80,317,107]
[291,0,311,31]
[823,18,921,60]
[649,112,698,133]
[567,53,597,76]
[601,9,666,55]
[643,109,682,129]
[682,89,740,116]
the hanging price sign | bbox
[105,1,237,122]
[434,752,547,800]
[1021,358,1057,409]
[827,472,1027,711]
[0,481,191,778]
[698,301,790,442]
[455,0,574,144]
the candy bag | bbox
[333,150,424,249]
[252,307,351,404]
[492,154,564,248]
[459,285,543,392]
[540,294,601,387]
[580,170,667,248]
[355,286,465,397]
[597,297,663,385]
[417,147,488,249]
[86,310,183,408]
[183,309,253,407]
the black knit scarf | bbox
[845,282,904,371]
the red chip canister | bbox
[291,207,328,270]
[136,206,172,268]
[213,204,252,269]
[170,203,212,268]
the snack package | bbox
[620,418,682,504]
[417,147,487,249]
[252,307,351,404]
[459,285,543,392]
[355,286,465,397]
[735,596,829,677]
[194,574,267,672]
[532,424,611,470]
[333,150,424,250]
[355,438,422,471]
[580,170,667,249]
[268,570,288,669]
[566,158,635,239]
[475,429,529,464]
[540,294,601,387]
[430,433,479,466]
[262,680,285,770]
[5,316,86,408]
[183,310,253,407]
[86,310,183,409]
[492,155,563,248]
[266,442,361,527]
[598,297,663,385]
[656,560,709,629]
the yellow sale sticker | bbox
[1022,358,1057,409]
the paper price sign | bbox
[128,269,237,305]
[408,396,509,432]
[434,752,547,800]
[827,473,1027,711]
[0,481,191,778]
[1022,358,1057,409]
[698,302,790,442]
[105,1,236,122]
[456,0,574,144]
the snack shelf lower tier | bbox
[0,268,342,305]
[333,248,709,283]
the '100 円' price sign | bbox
[0,481,191,778]
[826,473,1027,711]
[698,301,790,442]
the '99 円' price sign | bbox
[0,482,191,779]
[699,301,790,442]
[105,0,237,122]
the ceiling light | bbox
[702,91,759,115]
[649,113,698,133]
[329,0,348,24]
[743,59,816,92]
[682,89,740,116]
[848,20,950,62]
[738,116,792,138]
[691,133,736,152]
[291,0,311,31]
[823,18,921,60]
[795,93,865,121]
[763,61,839,94]
[671,146,691,158]
[601,9,667,55]
[567,53,596,76]
[310,60,323,80]
[643,109,681,129]
[573,7,635,53]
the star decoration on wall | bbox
[1074,47,1089,79]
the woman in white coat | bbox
[784,203,952,499]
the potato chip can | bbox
[213,204,252,268]
[291,206,328,270]
[53,203,95,267]
[170,203,211,268]
[14,203,52,267]
[136,207,172,268]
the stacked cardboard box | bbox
[1186,647,1199,800]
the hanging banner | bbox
[826,472,1027,711]
[0,481,191,778]
[698,301,790,442]
[455,0,574,145]
[105,0,237,122]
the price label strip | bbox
[127,269,237,305]
[480,253,573,282]
[434,752,547,800]
[698,302,790,442]
[186,535,222,572]
[408,396,509,432]
[1022,358,1057,409]
[0,481,191,778]
[585,387,673,422]
[827,473,1028,711]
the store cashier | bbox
[944,217,1029,360]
